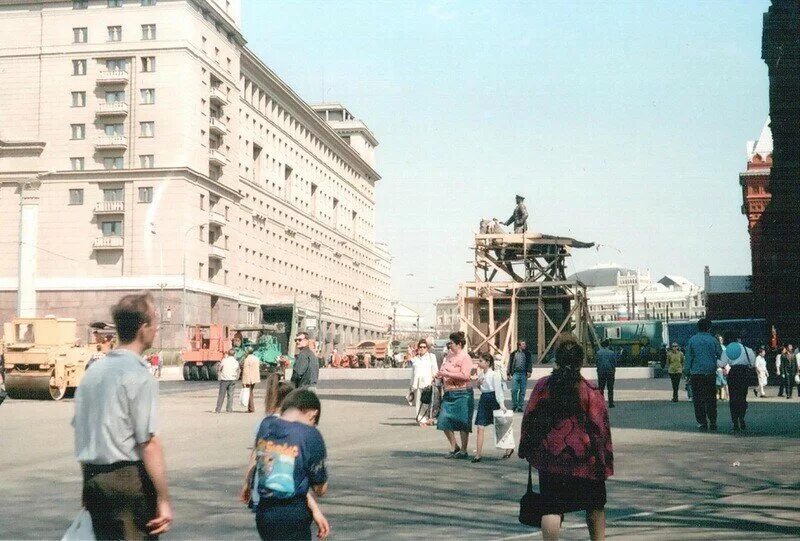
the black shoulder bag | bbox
[519,465,545,527]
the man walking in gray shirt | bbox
[595,340,618,408]
[73,292,173,539]
[291,332,319,391]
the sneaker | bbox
[471,456,482,463]
[445,445,461,458]
[455,450,469,459]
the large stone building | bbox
[569,265,705,322]
[0,0,392,350]
[433,296,458,337]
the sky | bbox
[243,0,771,323]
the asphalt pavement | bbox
[0,379,798,540]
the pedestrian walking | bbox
[666,343,684,402]
[776,346,788,397]
[754,347,768,398]
[291,332,319,391]
[683,318,723,431]
[409,339,438,425]
[241,389,330,541]
[780,345,797,399]
[73,292,173,539]
[718,331,756,432]
[518,337,613,541]
[507,340,533,412]
[215,349,241,413]
[472,352,511,462]
[594,340,617,408]
[243,348,262,413]
[436,331,475,459]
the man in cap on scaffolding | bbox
[504,194,528,233]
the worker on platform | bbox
[504,194,529,233]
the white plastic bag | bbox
[62,509,95,541]
[493,410,515,450]
[240,386,251,408]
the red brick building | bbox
[740,119,772,281]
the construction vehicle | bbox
[345,340,390,367]
[180,324,232,381]
[2,316,93,400]
[231,324,289,379]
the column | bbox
[17,179,41,317]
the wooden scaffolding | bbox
[459,232,601,365]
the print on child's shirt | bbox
[256,439,299,499]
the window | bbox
[103,188,124,202]
[108,0,123,7]
[105,58,127,71]
[139,121,154,137]
[103,157,124,170]
[69,189,84,205]
[141,0,156,5]
[201,36,207,52]
[141,56,155,72]
[70,157,85,171]
[199,225,205,241]
[71,91,86,107]
[140,88,155,104]
[73,0,88,8]
[139,154,154,168]
[105,90,126,103]
[72,59,87,76]
[101,221,123,237]
[138,187,153,203]
[104,123,124,136]
[70,124,85,140]
[73,27,87,43]
[107,26,122,42]
[142,24,156,40]
[199,194,205,210]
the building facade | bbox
[740,119,772,282]
[571,265,705,323]
[434,296,458,338]
[0,0,392,351]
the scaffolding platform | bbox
[460,231,600,364]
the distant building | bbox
[434,296,459,337]
[390,302,422,341]
[570,265,705,322]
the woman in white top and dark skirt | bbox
[718,331,756,432]
[410,339,439,425]
[473,352,512,462]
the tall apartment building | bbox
[0,0,392,351]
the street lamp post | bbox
[310,290,323,349]
[150,223,166,351]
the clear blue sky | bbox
[243,0,770,321]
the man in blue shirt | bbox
[506,341,533,412]
[595,340,618,408]
[683,318,723,430]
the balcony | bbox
[94,201,125,214]
[96,101,128,117]
[209,244,227,260]
[97,70,129,85]
[95,135,128,150]
[209,116,227,135]
[93,236,124,250]
[209,148,227,166]
[210,86,228,106]
[209,209,227,226]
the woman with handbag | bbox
[519,336,613,540]
[718,331,756,432]
[436,331,475,458]
[410,339,438,425]
[472,352,512,462]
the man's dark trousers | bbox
[669,373,682,401]
[83,462,157,540]
[215,380,236,412]
[597,370,615,406]
[690,374,717,427]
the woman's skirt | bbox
[539,472,607,516]
[436,389,474,433]
[475,391,500,426]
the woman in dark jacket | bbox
[519,336,614,540]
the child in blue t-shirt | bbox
[242,389,329,541]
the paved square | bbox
[0,378,798,540]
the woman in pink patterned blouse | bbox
[519,336,613,540]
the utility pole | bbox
[631,286,636,320]
[311,290,323,349]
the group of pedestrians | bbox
[72,293,328,540]
[775,344,800,398]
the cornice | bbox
[239,49,381,184]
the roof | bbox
[706,275,752,294]
[658,275,697,289]
[567,265,637,287]
[746,118,772,161]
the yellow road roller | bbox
[2,317,93,400]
